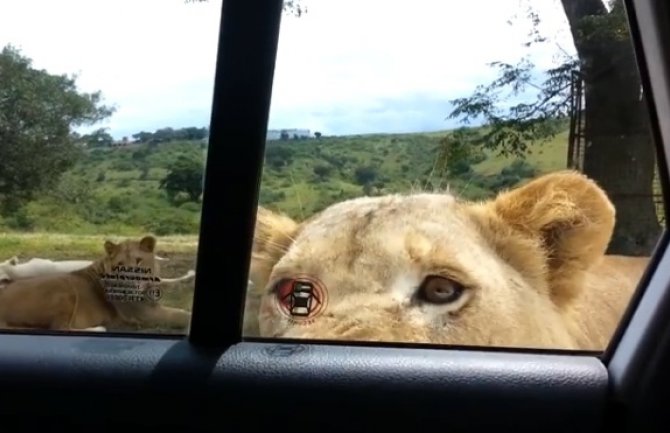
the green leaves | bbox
[0,45,114,214]
[445,0,609,158]
[447,54,575,158]
[159,155,204,203]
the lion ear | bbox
[249,207,299,291]
[489,170,616,306]
[139,235,157,253]
[104,240,119,256]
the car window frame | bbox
[0,0,668,430]
[608,0,670,409]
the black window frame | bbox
[0,0,669,431]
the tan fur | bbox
[0,256,19,266]
[244,207,300,336]
[247,171,651,351]
[0,236,191,332]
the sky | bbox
[0,0,576,139]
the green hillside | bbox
[259,129,570,219]
[0,128,571,235]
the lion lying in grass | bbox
[246,170,651,351]
[0,235,191,332]
[0,256,195,287]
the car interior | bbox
[1,0,670,432]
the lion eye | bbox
[417,276,465,305]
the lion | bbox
[0,257,196,286]
[0,256,19,286]
[0,235,191,333]
[245,170,652,351]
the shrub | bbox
[147,212,199,235]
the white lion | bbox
[0,256,195,286]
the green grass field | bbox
[0,125,575,237]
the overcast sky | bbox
[0,0,575,139]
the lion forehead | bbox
[273,192,490,287]
[297,193,461,238]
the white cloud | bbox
[268,0,575,135]
[0,0,576,138]
[0,0,222,138]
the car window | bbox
[0,0,222,335]
[246,0,667,353]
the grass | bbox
[0,233,198,259]
[473,131,569,176]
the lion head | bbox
[0,256,20,285]
[248,171,641,351]
[101,235,160,281]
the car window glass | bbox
[245,0,666,353]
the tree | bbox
[132,131,154,143]
[435,128,486,177]
[131,126,208,144]
[265,145,294,169]
[81,128,114,148]
[354,166,378,186]
[446,0,659,256]
[49,171,95,206]
[160,155,204,203]
[153,127,175,143]
[314,131,322,139]
[313,163,332,181]
[0,45,114,214]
